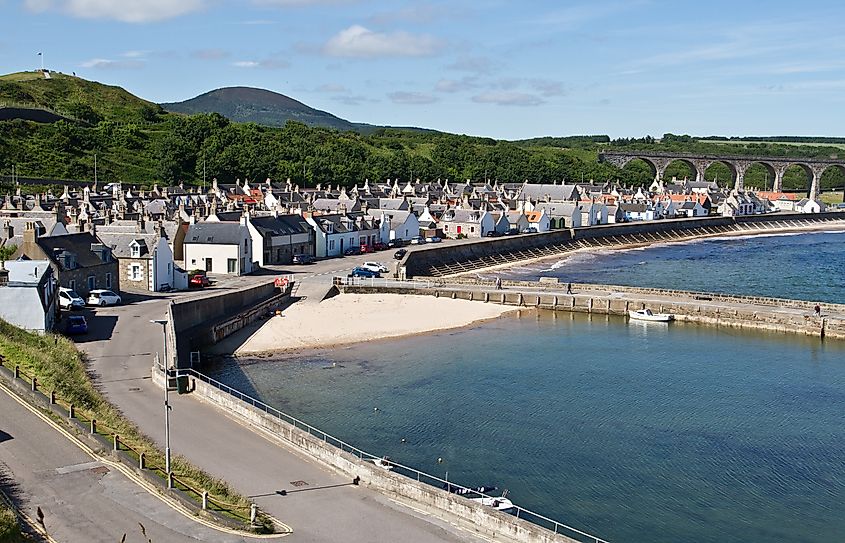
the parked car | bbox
[373,242,388,251]
[521,227,538,234]
[65,315,88,335]
[362,261,389,273]
[58,287,85,311]
[87,289,122,306]
[360,244,374,254]
[344,246,361,256]
[425,236,442,243]
[409,236,425,245]
[394,248,407,260]
[387,239,405,248]
[505,228,519,235]
[189,273,211,288]
[348,267,381,278]
[485,230,503,237]
[292,254,314,264]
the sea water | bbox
[489,230,845,304]
[209,232,845,543]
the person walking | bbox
[566,282,573,295]
[495,277,502,290]
[814,304,821,317]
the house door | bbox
[457,225,462,234]
[339,239,343,253]
[204,258,212,272]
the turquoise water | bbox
[212,311,845,543]
[490,230,845,304]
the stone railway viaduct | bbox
[599,150,845,200]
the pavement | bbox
[0,381,262,543]
[74,252,489,543]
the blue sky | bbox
[2,0,845,139]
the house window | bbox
[470,227,475,233]
[243,241,248,255]
[227,258,237,273]
[329,240,335,251]
[87,275,95,291]
[191,259,196,265]
[131,245,140,258]
[106,273,112,288]
[131,264,142,280]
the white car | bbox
[59,287,85,310]
[87,289,122,306]
[361,261,389,273]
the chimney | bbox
[3,220,12,239]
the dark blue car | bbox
[65,315,88,335]
[348,267,380,278]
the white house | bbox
[533,202,582,229]
[524,210,551,232]
[367,209,420,242]
[439,209,495,238]
[0,260,58,333]
[98,231,177,292]
[505,211,530,233]
[306,214,360,257]
[579,201,608,226]
[674,200,708,218]
[183,220,254,275]
[796,198,826,214]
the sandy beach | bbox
[236,293,519,355]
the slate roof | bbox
[35,232,111,268]
[185,222,247,245]
[250,215,310,236]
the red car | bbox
[360,244,374,254]
[189,274,210,288]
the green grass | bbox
[0,503,22,543]
[700,140,845,151]
[819,191,845,205]
[0,320,272,532]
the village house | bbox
[97,229,179,292]
[183,220,254,275]
[17,225,119,297]
[366,209,420,242]
[246,213,314,266]
[439,209,494,239]
[0,260,58,333]
[305,214,361,257]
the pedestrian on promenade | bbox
[495,277,502,290]
[814,304,821,317]
[566,282,573,295]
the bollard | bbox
[90,419,96,434]
[68,404,74,419]
[202,491,208,510]
[14,365,19,379]
[50,390,56,404]
[167,472,173,489]
[250,503,258,524]
[113,434,119,451]
[31,377,37,392]
[139,452,145,470]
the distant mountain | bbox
[161,86,438,134]
[161,86,361,131]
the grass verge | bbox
[0,319,273,533]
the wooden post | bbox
[250,503,258,524]
[139,452,145,470]
[113,434,119,451]
[50,390,56,404]
[167,472,174,489]
[68,404,74,419]
[14,365,19,379]
[31,377,37,392]
[202,491,208,510]
[484,292,489,303]
[90,419,96,434]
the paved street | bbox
[0,383,259,543]
[78,252,488,543]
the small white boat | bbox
[372,456,393,471]
[471,490,515,513]
[628,308,674,322]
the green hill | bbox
[0,71,163,125]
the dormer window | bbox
[131,243,140,258]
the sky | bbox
[2,0,845,140]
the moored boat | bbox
[628,308,674,322]
[471,489,515,513]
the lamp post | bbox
[151,319,171,474]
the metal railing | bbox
[179,367,610,543]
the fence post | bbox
[113,434,119,451]
[31,377,37,392]
[202,491,208,510]
[167,472,173,489]
[50,390,56,404]
[139,452,145,470]
[14,365,19,379]
[68,404,74,419]
[250,503,257,524]
[90,419,96,434]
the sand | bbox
[236,293,519,355]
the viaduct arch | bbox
[599,150,845,200]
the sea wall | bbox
[186,374,582,543]
[338,283,845,340]
[402,212,845,278]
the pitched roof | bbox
[185,222,247,245]
[35,232,111,268]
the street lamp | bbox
[151,319,172,475]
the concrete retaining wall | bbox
[188,376,582,543]
[171,282,277,333]
[340,284,844,340]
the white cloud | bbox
[471,92,544,107]
[530,79,566,97]
[331,94,378,106]
[369,4,450,25]
[434,76,479,93]
[233,57,289,69]
[323,25,443,58]
[24,0,205,22]
[192,49,229,60]
[233,61,259,68]
[447,56,497,75]
[79,57,144,69]
[388,91,438,105]
[122,50,149,58]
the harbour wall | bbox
[401,212,845,278]
[184,371,583,543]
[339,281,845,340]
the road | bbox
[0,382,260,543]
[77,253,488,543]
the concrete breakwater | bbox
[400,212,845,278]
[338,280,845,340]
